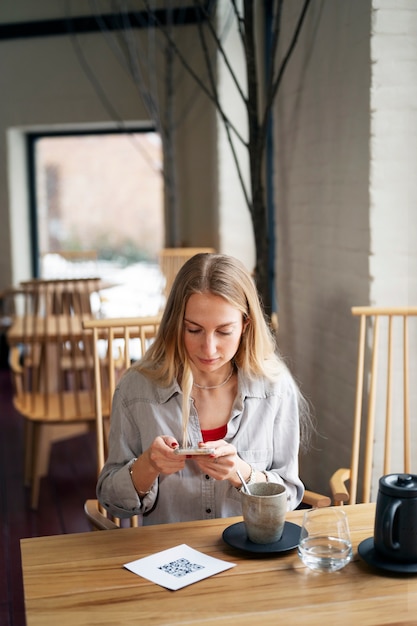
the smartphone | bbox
[174,447,216,456]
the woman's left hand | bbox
[192,440,243,485]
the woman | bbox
[97,253,311,524]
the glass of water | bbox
[298,507,353,572]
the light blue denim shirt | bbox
[97,366,304,525]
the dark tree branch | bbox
[140,0,247,148]
[87,0,313,312]
[242,0,261,214]
[194,1,251,209]
[266,0,283,101]
[196,0,248,106]
[261,0,311,143]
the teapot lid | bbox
[379,473,417,497]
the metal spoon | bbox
[236,469,251,494]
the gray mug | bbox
[241,482,287,544]
[374,473,417,563]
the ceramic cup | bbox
[240,482,287,544]
[374,473,417,563]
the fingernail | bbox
[171,442,179,448]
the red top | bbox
[201,424,227,442]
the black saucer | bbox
[358,537,417,574]
[222,521,301,554]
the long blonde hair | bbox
[135,253,311,448]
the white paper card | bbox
[124,543,236,591]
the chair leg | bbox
[30,423,41,510]
[24,419,34,487]
[30,423,53,510]
[29,423,90,509]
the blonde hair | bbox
[135,253,311,448]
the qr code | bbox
[159,558,204,578]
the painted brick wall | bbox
[368,0,417,493]
[370,0,417,304]
[274,0,417,498]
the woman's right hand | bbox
[131,436,185,496]
[143,435,186,476]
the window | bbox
[28,129,165,316]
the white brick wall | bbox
[274,0,417,499]
[369,0,417,494]
[370,0,417,305]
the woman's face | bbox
[183,292,246,375]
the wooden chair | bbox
[20,277,101,316]
[9,279,103,509]
[81,314,329,526]
[19,278,103,374]
[302,489,331,508]
[159,247,216,300]
[330,306,417,505]
[82,315,162,530]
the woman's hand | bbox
[192,440,266,489]
[144,435,186,475]
[192,440,243,486]
[131,436,185,495]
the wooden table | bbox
[7,314,88,345]
[7,314,162,345]
[20,503,417,626]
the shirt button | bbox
[206,508,211,514]
[205,474,210,480]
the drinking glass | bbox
[298,507,353,572]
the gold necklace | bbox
[193,365,234,390]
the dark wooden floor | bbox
[0,367,98,626]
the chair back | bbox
[159,247,215,300]
[20,277,101,315]
[82,315,162,528]
[331,306,417,504]
[12,279,100,416]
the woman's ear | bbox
[242,317,250,333]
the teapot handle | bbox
[382,498,401,551]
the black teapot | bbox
[374,473,417,563]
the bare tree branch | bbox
[194,1,250,208]
[196,0,248,105]
[266,0,283,101]
[87,0,313,311]
[140,0,247,148]
[230,0,245,42]
[261,0,311,142]
[242,0,261,208]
